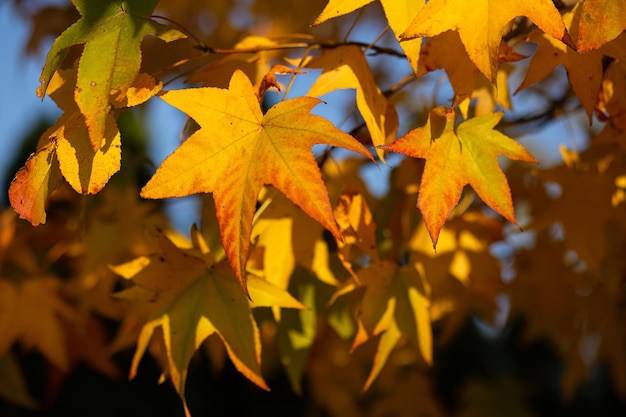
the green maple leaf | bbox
[37,0,185,149]
[111,227,305,412]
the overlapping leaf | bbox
[417,31,522,114]
[401,0,569,83]
[0,277,78,371]
[305,45,398,162]
[518,4,626,120]
[313,0,423,72]
[141,70,373,293]
[384,107,536,247]
[10,68,161,225]
[350,260,432,390]
[37,0,185,150]
[250,191,338,292]
[112,228,305,410]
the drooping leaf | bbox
[37,0,185,149]
[305,45,398,162]
[141,70,373,293]
[55,112,121,195]
[10,66,161,219]
[383,107,536,247]
[313,0,423,72]
[8,141,61,226]
[112,228,305,409]
[401,0,570,83]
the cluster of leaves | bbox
[2,0,626,415]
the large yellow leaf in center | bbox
[141,70,372,293]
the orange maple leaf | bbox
[401,0,570,83]
[517,3,626,121]
[383,107,536,247]
[141,70,373,293]
[576,0,626,52]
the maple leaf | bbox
[250,191,339,293]
[305,45,399,162]
[313,0,423,72]
[351,260,432,390]
[383,107,536,247]
[417,31,523,113]
[401,0,570,83]
[9,64,165,224]
[408,212,504,342]
[517,4,626,121]
[334,187,379,278]
[37,0,185,149]
[8,141,62,226]
[576,0,626,53]
[111,228,305,410]
[0,277,78,371]
[141,70,373,293]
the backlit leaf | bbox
[37,0,185,149]
[8,141,61,226]
[517,4,626,120]
[383,107,536,247]
[112,229,304,409]
[313,1,423,72]
[141,70,372,293]
[305,45,398,161]
[352,260,432,390]
[401,0,569,83]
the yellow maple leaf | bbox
[417,31,522,114]
[141,70,373,293]
[111,228,305,410]
[383,107,536,247]
[38,0,184,150]
[9,67,163,224]
[250,191,339,293]
[305,45,398,162]
[401,0,569,83]
[351,260,432,391]
[313,0,423,72]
